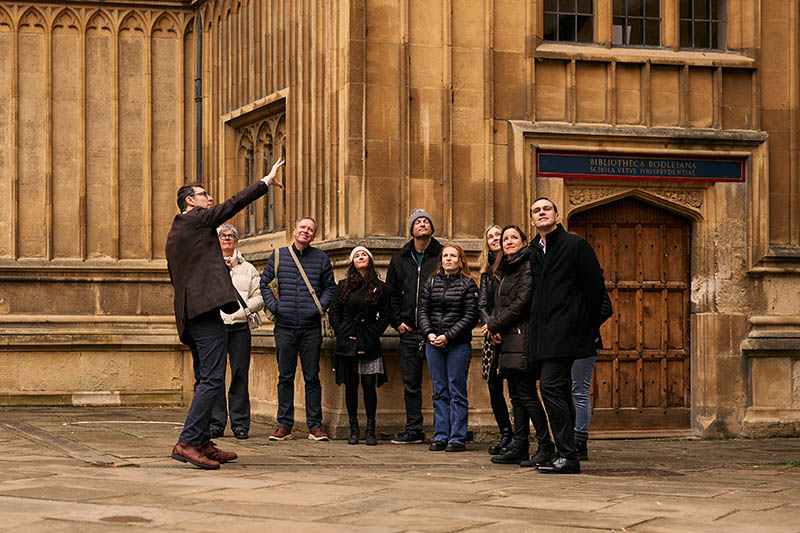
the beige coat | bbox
[220,249,264,326]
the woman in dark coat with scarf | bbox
[330,246,390,446]
[418,244,479,452]
[477,224,513,455]
[486,225,555,466]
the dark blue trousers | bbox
[274,325,323,430]
[179,309,228,446]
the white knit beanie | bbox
[348,245,374,264]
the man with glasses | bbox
[165,157,284,469]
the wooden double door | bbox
[569,197,691,431]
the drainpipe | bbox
[194,8,203,185]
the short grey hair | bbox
[217,224,239,239]
[294,217,317,232]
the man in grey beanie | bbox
[385,208,443,444]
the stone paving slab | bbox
[0,407,798,532]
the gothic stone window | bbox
[613,0,661,47]
[680,0,726,50]
[543,0,594,43]
[237,113,286,237]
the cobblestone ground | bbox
[0,407,798,532]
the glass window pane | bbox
[711,0,722,20]
[680,0,690,19]
[710,22,718,49]
[561,14,576,41]
[694,0,709,19]
[645,19,660,45]
[680,20,691,46]
[629,0,644,17]
[545,0,558,12]
[577,15,593,41]
[577,0,593,14]
[645,0,660,17]
[560,0,576,12]
[695,20,709,47]
[544,13,558,40]
[629,18,643,45]
[613,0,625,16]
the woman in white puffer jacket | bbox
[209,224,264,440]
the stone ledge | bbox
[741,407,800,437]
[741,315,800,357]
[0,390,182,407]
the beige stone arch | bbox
[183,15,195,37]
[51,7,80,34]
[0,5,11,30]
[17,6,46,32]
[564,187,705,229]
[151,11,179,37]
[119,10,146,35]
[86,9,113,34]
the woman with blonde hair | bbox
[478,225,513,455]
[418,244,479,452]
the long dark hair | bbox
[493,225,528,274]
[339,257,382,305]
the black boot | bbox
[348,419,359,445]
[520,441,556,468]
[365,418,377,446]
[487,428,513,455]
[576,439,589,461]
[490,438,529,465]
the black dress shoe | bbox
[233,428,249,440]
[429,440,447,451]
[576,440,589,461]
[536,456,580,474]
[444,442,465,452]
[209,427,224,439]
[487,431,513,455]
[490,445,529,465]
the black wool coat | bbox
[487,246,533,356]
[418,271,479,346]
[385,237,443,329]
[528,224,606,361]
[165,181,269,342]
[329,279,391,360]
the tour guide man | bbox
[165,157,284,469]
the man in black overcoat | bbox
[165,158,283,469]
[528,197,605,474]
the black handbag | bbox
[498,327,527,371]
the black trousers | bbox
[397,331,425,432]
[210,325,252,432]
[538,358,577,459]
[506,368,551,448]
[487,365,512,433]
[274,325,323,430]
[179,309,228,446]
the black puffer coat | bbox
[329,280,391,359]
[487,246,533,356]
[418,271,479,346]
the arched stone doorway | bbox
[569,197,691,431]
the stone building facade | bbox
[1,0,799,438]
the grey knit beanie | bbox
[408,208,435,235]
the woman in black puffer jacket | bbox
[487,225,554,467]
[477,224,513,455]
[418,244,479,452]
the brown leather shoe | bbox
[308,427,330,441]
[200,442,238,463]
[269,426,292,440]
[171,442,220,470]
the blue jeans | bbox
[425,342,471,445]
[571,355,597,442]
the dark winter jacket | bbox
[477,252,497,325]
[418,271,479,346]
[260,244,336,329]
[165,180,269,342]
[487,246,533,357]
[329,280,391,360]
[528,224,606,361]
[385,237,443,329]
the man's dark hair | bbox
[531,196,558,216]
[177,182,202,211]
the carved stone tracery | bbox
[568,187,703,210]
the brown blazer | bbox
[165,181,268,342]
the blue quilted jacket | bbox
[260,244,336,329]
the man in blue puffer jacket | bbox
[260,217,336,441]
